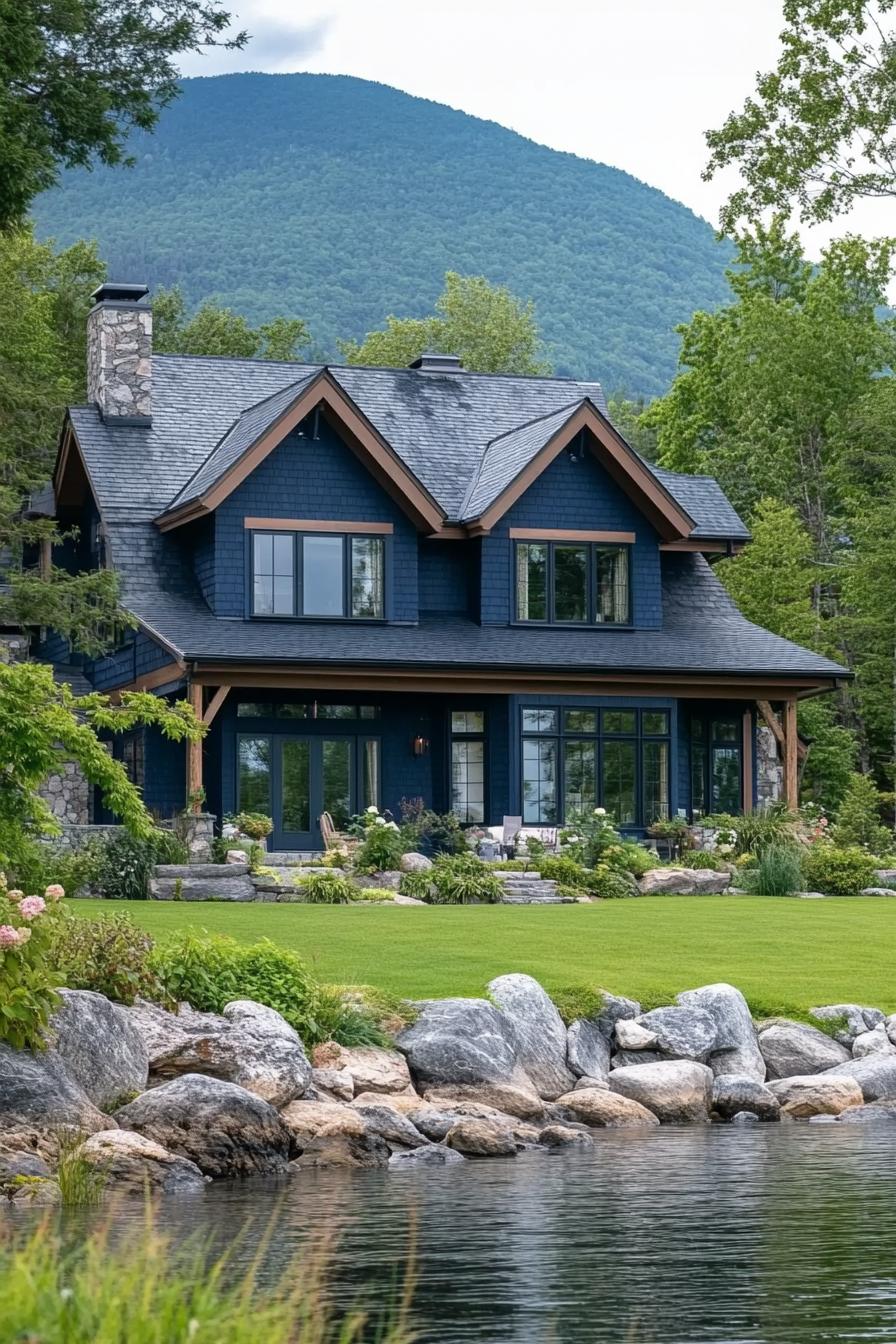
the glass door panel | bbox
[360,739,380,811]
[321,738,352,828]
[563,740,596,817]
[237,736,271,814]
[602,740,637,826]
[281,739,310,834]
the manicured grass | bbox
[69,896,896,1013]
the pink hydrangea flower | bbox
[6,889,23,903]
[0,925,20,948]
[44,884,65,902]
[18,896,46,920]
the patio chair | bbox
[319,811,359,858]
[501,815,522,859]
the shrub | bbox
[686,850,727,871]
[427,852,503,904]
[568,808,624,867]
[614,842,655,877]
[800,844,878,898]
[150,933,323,1043]
[703,808,795,857]
[539,855,592,886]
[398,802,468,856]
[588,866,638,899]
[352,811,407,872]
[312,985,391,1047]
[397,870,433,900]
[550,985,606,1026]
[10,839,105,900]
[50,911,168,1006]
[95,829,187,901]
[294,871,356,904]
[740,844,804,897]
[832,773,893,854]
[555,884,590,902]
[210,836,265,870]
[0,876,66,1050]
[232,811,273,841]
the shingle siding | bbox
[213,421,418,621]
[418,540,473,616]
[481,448,662,628]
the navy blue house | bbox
[48,285,846,848]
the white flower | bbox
[385,821,400,832]
[594,808,606,817]
[366,805,379,814]
[374,816,386,825]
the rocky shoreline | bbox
[3,977,896,1202]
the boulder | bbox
[732,1111,760,1126]
[393,894,427,906]
[10,1178,61,1206]
[888,1015,896,1047]
[327,1045,413,1096]
[573,1075,610,1091]
[388,1144,465,1167]
[80,1129,207,1194]
[396,997,527,1091]
[311,1067,354,1101]
[50,990,148,1110]
[554,1086,660,1129]
[280,1100,367,1144]
[292,1132,390,1169]
[486,973,575,1098]
[711,1074,780,1122]
[0,1148,51,1184]
[609,1061,714,1124]
[821,1054,896,1102]
[634,1006,718,1062]
[758,1023,850,1078]
[566,1019,611,1080]
[677,983,764,1081]
[539,1124,594,1149]
[615,1020,658,1051]
[124,998,311,1107]
[637,868,728,895]
[810,1004,885,1046]
[852,1027,894,1059]
[399,852,433,873]
[768,1074,864,1118]
[835,1101,896,1125]
[611,1050,666,1069]
[115,1074,291,1178]
[351,1103,430,1149]
[0,1042,111,1135]
[422,1082,545,1120]
[445,1118,517,1157]
[594,992,641,1039]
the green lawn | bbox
[70,896,896,1014]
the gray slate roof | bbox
[68,355,745,537]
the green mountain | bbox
[32,73,731,395]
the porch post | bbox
[783,698,799,811]
[187,681,203,804]
[741,709,753,814]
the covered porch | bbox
[179,663,816,851]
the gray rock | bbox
[573,1074,610,1090]
[148,874,255,901]
[311,1067,354,1101]
[292,1132,390,1168]
[609,1060,714,1123]
[554,1087,660,1128]
[611,1049,666,1069]
[0,1042,111,1134]
[487,973,575,1099]
[445,1118,517,1157]
[124,997,311,1107]
[422,1082,545,1120]
[399,852,433,873]
[328,1045,413,1096]
[388,1144,465,1167]
[351,1103,430,1149]
[638,868,729,895]
[615,1019,659,1050]
[396,997,528,1091]
[352,871,402,891]
[566,1019,610,1080]
[678,983,765,1081]
[852,1027,894,1058]
[759,1023,850,1078]
[712,1074,780,1121]
[635,1006,718,1062]
[50,989,148,1110]
[0,1148,51,1183]
[859,888,896,897]
[115,1074,291,1178]
[810,1004,885,1046]
[10,1178,61,1206]
[539,1124,594,1149]
[731,1111,760,1126]
[887,1015,896,1047]
[594,992,641,1039]
[80,1129,207,1194]
[768,1074,864,1117]
[835,1101,896,1125]
[821,1054,896,1102]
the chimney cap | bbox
[91,282,150,306]
[409,351,463,373]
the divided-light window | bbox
[251,531,384,620]
[515,542,630,626]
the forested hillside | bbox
[32,73,731,395]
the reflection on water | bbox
[8,1125,896,1343]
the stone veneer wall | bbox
[87,301,152,421]
[756,723,783,810]
[37,762,91,826]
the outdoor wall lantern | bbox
[412,735,430,757]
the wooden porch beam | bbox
[756,699,785,749]
[741,708,753,814]
[187,682,203,803]
[202,684,231,727]
[783,698,799,811]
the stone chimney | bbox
[86,282,152,424]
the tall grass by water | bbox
[0,1213,416,1344]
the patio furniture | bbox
[501,815,522,858]
[319,811,359,857]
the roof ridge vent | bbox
[409,351,463,373]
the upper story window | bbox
[515,541,630,626]
[251,531,385,620]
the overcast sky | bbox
[179,0,891,257]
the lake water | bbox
[17,1124,896,1342]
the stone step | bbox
[155,863,249,879]
[150,862,254,901]
[500,895,575,905]
[266,851,321,864]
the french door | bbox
[237,733,380,850]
